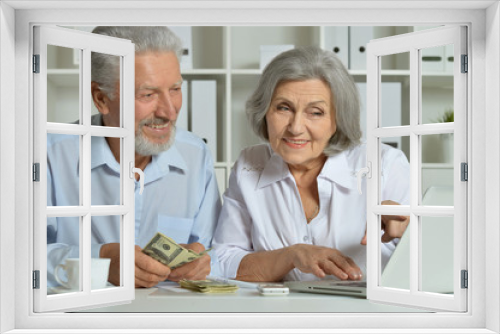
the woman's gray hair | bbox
[91,26,183,100]
[246,46,361,156]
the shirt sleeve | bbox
[212,157,254,279]
[188,147,222,276]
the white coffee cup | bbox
[55,258,111,290]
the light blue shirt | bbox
[46,116,222,286]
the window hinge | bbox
[33,163,40,182]
[33,270,40,289]
[461,162,468,181]
[461,270,468,289]
[461,54,468,73]
[33,54,40,73]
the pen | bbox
[206,276,260,289]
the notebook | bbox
[285,186,454,298]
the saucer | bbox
[48,286,79,295]
[48,283,114,295]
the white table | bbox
[78,282,428,313]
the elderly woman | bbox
[212,46,410,282]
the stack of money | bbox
[142,232,210,269]
[179,279,239,293]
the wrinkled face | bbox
[105,51,183,156]
[265,79,336,169]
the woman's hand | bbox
[360,200,410,245]
[288,244,363,280]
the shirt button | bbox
[303,236,309,242]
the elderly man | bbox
[47,26,221,288]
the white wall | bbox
[485,2,500,333]
[0,2,16,333]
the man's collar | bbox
[155,141,188,175]
[90,125,188,180]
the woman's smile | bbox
[265,79,336,169]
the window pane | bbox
[380,216,411,291]
[421,134,454,206]
[91,138,122,206]
[422,133,453,164]
[47,45,81,124]
[421,44,454,125]
[380,52,410,128]
[379,136,410,205]
[91,52,120,127]
[381,81,406,128]
[47,216,81,294]
[47,133,81,207]
[91,215,120,290]
[420,216,454,294]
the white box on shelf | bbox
[191,80,217,160]
[176,80,188,130]
[444,44,454,73]
[357,82,402,149]
[215,167,227,196]
[349,27,373,70]
[324,26,349,68]
[168,26,193,70]
[414,26,445,72]
[260,45,294,70]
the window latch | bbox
[355,162,372,195]
[129,162,145,195]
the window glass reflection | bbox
[47,45,81,124]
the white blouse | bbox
[212,143,410,281]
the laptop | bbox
[285,186,454,298]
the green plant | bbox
[436,108,454,123]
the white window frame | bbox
[366,25,468,312]
[33,25,136,312]
[1,2,499,333]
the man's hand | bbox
[100,243,171,288]
[167,242,211,282]
[360,200,410,245]
[288,244,363,281]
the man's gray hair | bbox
[91,26,183,100]
[246,46,362,156]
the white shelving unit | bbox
[47,26,455,193]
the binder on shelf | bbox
[191,80,217,160]
[260,45,294,70]
[214,167,227,196]
[168,26,193,70]
[357,82,402,149]
[445,44,454,73]
[421,46,445,72]
[324,26,349,68]
[349,27,373,70]
[414,26,445,72]
[176,80,188,130]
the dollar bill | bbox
[179,279,239,293]
[142,232,210,269]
